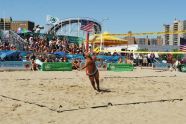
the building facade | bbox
[163,20,186,46]
[124,31,163,46]
[0,17,12,30]
[125,36,162,46]
[0,17,35,32]
[11,21,35,32]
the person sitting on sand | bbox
[170,60,180,71]
[72,59,80,70]
[118,57,123,63]
[79,53,100,92]
[31,59,37,71]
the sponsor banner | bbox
[0,61,31,70]
[180,65,186,72]
[178,64,186,72]
[41,62,72,71]
[107,63,134,71]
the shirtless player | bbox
[79,53,100,92]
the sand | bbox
[0,68,186,124]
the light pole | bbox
[3,11,6,31]
[100,17,109,52]
[101,17,109,32]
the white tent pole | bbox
[3,12,6,31]
[103,33,104,52]
[100,33,103,51]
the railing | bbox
[8,30,28,50]
[9,30,27,44]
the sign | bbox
[41,62,72,71]
[107,63,134,71]
[178,64,186,72]
[0,61,31,70]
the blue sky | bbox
[0,0,186,33]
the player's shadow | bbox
[99,89,112,93]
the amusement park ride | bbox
[47,17,102,35]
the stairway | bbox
[1,30,28,50]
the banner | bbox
[180,65,186,72]
[41,62,72,71]
[178,64,186,72]
[46,15,60,25]
[107,63,134,71]
[0,61,31,70]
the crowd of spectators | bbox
[26,36,84,54]
[1,34,186,71]
[0,35,85,70]
[23,36,85,70]
[0,42,17,51]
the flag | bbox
[46,15,60,25]
[80,22,94,32]
[180,38,186,52]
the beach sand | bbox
[0,68,186,124]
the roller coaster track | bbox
[47,17,102,34]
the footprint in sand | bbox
[11,103,22,111]
[48,120,56,123]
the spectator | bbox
[72,59,80,70]
[118,57,123,63]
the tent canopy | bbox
[89,32,128,46]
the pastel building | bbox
[163,19,186,46]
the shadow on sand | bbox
[97,89,112,94]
